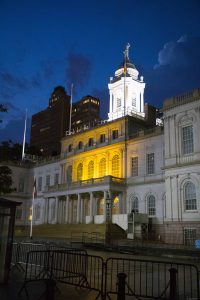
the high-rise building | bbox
[30,86,70,156]
[71,95,101,132]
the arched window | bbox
[99,158,106,177]
[78,141,83,150]
[182,125,194,155]
[147,195,156,216]
[77,163,83,181]
[132,196,139,213]
[66,165,72,184]
[112,155,120,177]
[184,182,197,211]
[68,144,73,152]
[88,161,94,179]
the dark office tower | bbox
[71,95,101,132]
[30,86,70,156]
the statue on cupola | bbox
[108,43,146,121]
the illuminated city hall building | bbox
[4,45,200,244]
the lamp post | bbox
[105,191,112,245]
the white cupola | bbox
[108,43,146,121]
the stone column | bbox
[77,194,81,223]
[89,192,93,224]
[80,197,84,223]
[44,198,49,224]
[55,197,59,223]
[103,191,107,223]
[65,195,69,223]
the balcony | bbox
[46,176,125,193]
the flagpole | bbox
[69,83,73,134]
[30,179,36,239]
[22,109,27,160]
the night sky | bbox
[1,0,200,143]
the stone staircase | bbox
[15,223,126,241]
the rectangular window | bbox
[18,178,24,192]
[184,228,196,246]
[147,153,155,174]
[131,157,138,177]
[38,177,42,191]
[46,175,50,187]
[54,173,59,185]
[15,208,22,220]
[112,130,118,140]
[182,125,194,154]
[100,133,106,143]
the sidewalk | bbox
[0,270,99,300]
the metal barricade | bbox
[19,250,104,299]
[105,257,200,299]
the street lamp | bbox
[105,191,112,245]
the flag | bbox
[33,178,37,198]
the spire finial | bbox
[123,43,130,60]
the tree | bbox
[0,166,15,195]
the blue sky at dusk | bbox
[0,0,200,143]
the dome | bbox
[114,44,139,80]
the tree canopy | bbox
[0,165,15,195]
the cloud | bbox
[144,35,200,107]
[65,50,92,93]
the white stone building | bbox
[3,45,200,245]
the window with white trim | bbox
[182,125,194,154]
[54,173,59,185]
[46,175,50,187]
[147,195,156,216]
[18,178,24,192]
[132,196,139,213]
[184,228,196,246]
[184,182,197,211]
[131,157,138,177]
[38,177,42,191]
[147,153,155,174]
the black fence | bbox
[11,241,87,272]
[13,243,200,300]
[105,257,200,300]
